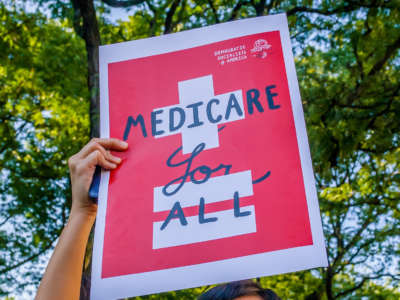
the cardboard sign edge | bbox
[91,13,328,300]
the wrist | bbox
[69,193,98,220]
[68,207,97,226]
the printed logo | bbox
[250,39,271,59]
[214,45,247,65]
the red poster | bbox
[92,14,327,300]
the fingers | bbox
[84,150,117,171]
[86,142,121,164]
[69,149,118,175]
[77,138,128,160]
[69,138,128,173]
[96,138,128,150]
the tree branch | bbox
[251,0,266,16]
[332,216,372,269]
[335,101,389,110]
[334,277,369,299]
[0,238,56,274]
[368,34,400,77]
[287,5,355,16]
[171,0,187,29]
[71,0,83,38]
[100,0,146,7]
[0,214,13,227]
[164,0,181,34]
[334,272,400,299]
[287,1,396,17]
[228,0,251,21]
[207,0,220,23]
[144,0,157,13]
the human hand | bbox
[67,138,128,220]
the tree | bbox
[294,5,400,298]
[0,0,399,299]
[0,2,89,295]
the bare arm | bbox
[35,138,128,300]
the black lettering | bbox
[252,171,271,184]
[123,115,147,140]
[266,85,280,109]
[160,201,188,230]
[199,197,218,224]
[187,102,204,128]
[206,99,222,123]
[225,93,243,120]
[234,191,251,217]
[151,109,165,136]
[246,89,264,114]
[169,107,185,132]
[163,143,232,196]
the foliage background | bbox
[0,0,399,299]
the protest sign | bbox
[91,13,328,299]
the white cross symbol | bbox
[152,75,255,249]
[154,75,245,154]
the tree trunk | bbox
[325,266,334,300]
[70,0,100,299]
[72,0,101,139]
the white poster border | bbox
[92,13,328,300]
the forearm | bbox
[36,138,127,299]
[36,212,95,300]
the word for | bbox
[163,142,271,197]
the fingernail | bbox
[121,141,128,148]
[115,156,122,163]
